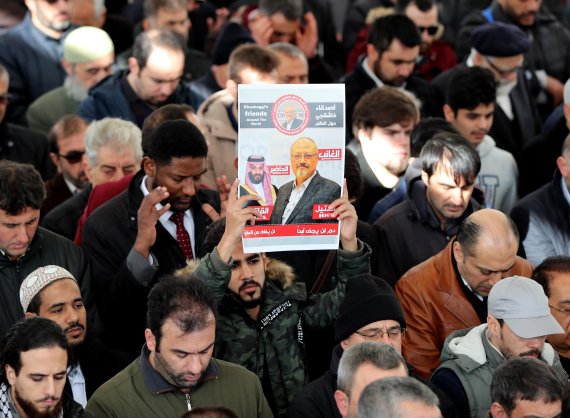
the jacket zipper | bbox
[186,393,191,411]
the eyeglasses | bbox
[484,56,523,77]
[355,327,406,341]
[418,25,440,36]
[0,94,11,105]
[58,150,85,164]
[291,153,317,160]
[549,305,570,315]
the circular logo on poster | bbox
[272,94,310,135]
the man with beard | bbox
[270,137,341,225]
[26,26,115,136]
[0,0,75,125]
[343,13,435,141]
[86,275,272,417]
[239,155,277,207]
[431,276,568,418]
[0,317,83,418]
[348,87,418,221]
[79,29,203,128]
[19,266,131,407]
[82,119,221,357]
[180,178,370,417]
[433,22,540,164]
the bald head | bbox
[453,209,520,297]
[457,209,519,257]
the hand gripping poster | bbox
[238,84,345,252]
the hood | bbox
[441,324,558,367]
[197,89,237,141]
[476,135,495,158]
[181,255,297,290]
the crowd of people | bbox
[1,0,570,417]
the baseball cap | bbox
[488,276,563,338]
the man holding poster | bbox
[271,137,341,224]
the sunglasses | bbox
[59,150,85,164]
[0,94,10,105]
[418,25,440,36]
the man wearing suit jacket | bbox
[282,105,304,130]
[82,120,221,356]
[271,137,341,224]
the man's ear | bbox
[5,364,16,386]
[452,241,464,265]
[340,338,350,351]
[61,59,74,77]
[128,57,140,77]
[556,155,568,178]
[366,44,379,62]
[142,18,152,32]
[50,152,61,172]
[145,328,156,352]
[490,402,506,418]
[442,104,455,123]
[226,79,238,99]
[143,156,156,178]
[421,170,429,187]
[24,312,37,319]
[334,389,349,417]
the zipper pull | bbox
[186,393,192,411]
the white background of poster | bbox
[238,84,345,252]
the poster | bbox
[238,84,345,252]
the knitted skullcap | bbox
[20,265,77,312]
[64,26,115,64]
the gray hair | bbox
[337,342,408,397]
[84,118,143,167]
[269,42,307,65]
[358,377,440,418]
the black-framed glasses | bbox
[58,150,85,164]
[549,305,570,315]
[484,56,523,77]
[418,25,440,36]
[355,327,406,341]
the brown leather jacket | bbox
[395,241,533,380]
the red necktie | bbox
[170,212,193,261]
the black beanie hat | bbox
[211,22,255,65]
[471,22,530,57]
[334,274,406,343]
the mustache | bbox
[239,279,261,292]
[520,348,541,357]
[63,322,84,333]
[39,396,59,402]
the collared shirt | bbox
[120,74,154,128]
[63,177,80,195]
[140,175,196,256]
[140,345,219,395]
[282,171,317,224]
[361,57,407,90]
[67,363,87,408]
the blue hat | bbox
[471,22,530,57]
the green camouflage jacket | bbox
[182,241,370,417]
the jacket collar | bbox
[140,345,219,395]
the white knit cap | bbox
[20,265,77,312]
[63,26,115,64]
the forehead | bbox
[77,53,115,69]
[40,279,81,303]
[269,12,299,34]
[458,103,495,116]
[510,398,561,418]
[144,47,185,74]
[157,156,206,175]
[430,162,467,185]
[547,272,570,300]
[279,54,306,69]
[19,346,68,373]
[238,68,277,84]
[160,317,216,350]
[384,39,420,57]
[490,54,524,68]
[360,319,401,330]
[156,7,187,20]
[291,140,316,152]
[405,3,438,23]
[0,207,40,223]
[95,144,137,163]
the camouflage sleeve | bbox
[190,248,231,302]
[302,240,371,328]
